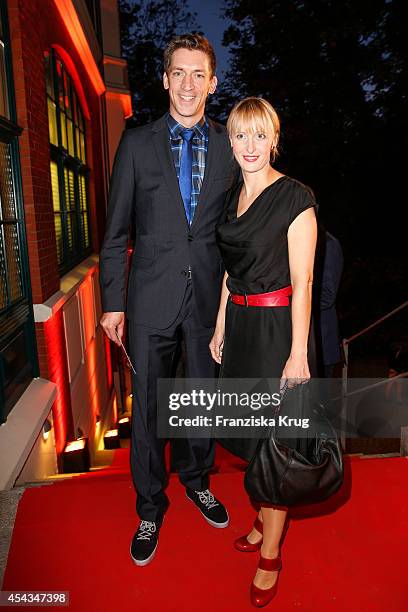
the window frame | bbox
[0,0,39,423]
[45,48,92,276]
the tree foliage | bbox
[117,0,406,332]
[118,0,199,125]
[219,0,404,174]
[218,0,407,333]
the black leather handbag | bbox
[244,383,343,506]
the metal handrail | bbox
[340,300,408,449]
[344,301,408,346]
[337,370,408,400]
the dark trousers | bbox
[128,282,216,522]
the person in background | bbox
[314,227,343,377]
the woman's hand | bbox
[209,327,225,364]
[210,272,229,364]
[281,353,310,390]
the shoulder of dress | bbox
[281,176,316,200]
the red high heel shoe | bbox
[250,555,282,607]
[234,516,263,552]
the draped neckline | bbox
[234,175,288,220]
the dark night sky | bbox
[187,0,231,77]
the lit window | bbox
[44,49,91,274]
[0,3,38,422]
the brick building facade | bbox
[0,0,131,488]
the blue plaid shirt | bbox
[166,113,209,224]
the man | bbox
[99,34,237,566]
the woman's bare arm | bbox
[282,207,317,385]
[209,271,229,363]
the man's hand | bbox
[100,312,125,346]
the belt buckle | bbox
[244,294,248,307]
[187,266,192,280]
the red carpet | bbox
[3,448,408,611]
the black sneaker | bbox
[186,488,229,528]
[130,520,159,566]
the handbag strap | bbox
[270,381,289,427]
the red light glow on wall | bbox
[112,395,118,424]
[79,275,95,347]
[106,91,133,119]
[79,275,100,423]
[43,311,74,455]
[51,45,91,120]
[52,0,106,97]
[43,265,115,460]
[104,334,113,389]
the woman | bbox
[210,97,317,607]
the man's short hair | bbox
[164,34,216,77]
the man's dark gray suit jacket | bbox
[99,114,237,329]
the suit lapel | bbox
[151,116,189,229]
[191,119,225,229]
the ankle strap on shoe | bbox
[259,556,282,572]
[254,517,263,534]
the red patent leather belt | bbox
[230,285,292,307]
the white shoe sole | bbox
[130,540,158,567]
[186,492,230,528]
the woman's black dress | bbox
[216,176,317,461]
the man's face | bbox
[163,48,217,127]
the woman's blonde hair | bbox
[227,97,280,160]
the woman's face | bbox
[230,125,276,173]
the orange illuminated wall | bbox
[106,91,133,119]
[79,275,99,423]
[105,334,113,389]
[43,271,114,459]
[52,0,105,96]
[79,275,95,347]
[43,310,74,455]
[51,45,91,120]
[112,395,118,425]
